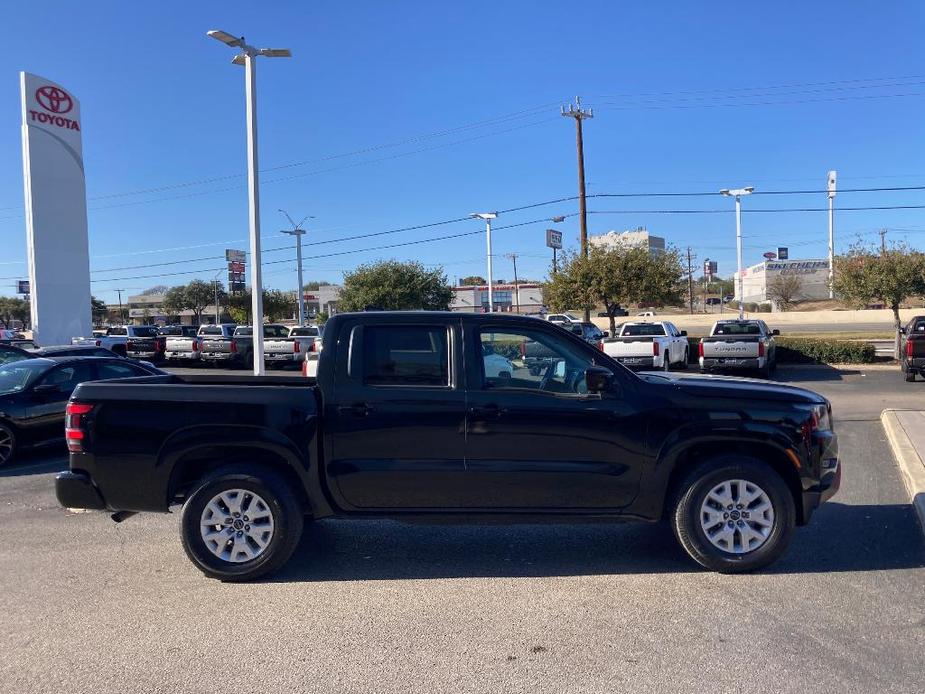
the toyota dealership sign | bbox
[20,72,91,346]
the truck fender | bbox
[158,425,314,509]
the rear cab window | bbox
[622,324,665,336]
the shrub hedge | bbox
[685,336,876,364]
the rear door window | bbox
[362,326,449,387]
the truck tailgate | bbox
[701,335,761,358]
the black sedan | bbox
[0,356,163,466]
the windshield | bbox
[0,360,49,395]
[622,324,665,336]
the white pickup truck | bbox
[699,319,778,378]
[264,325,323,367]
[602,321,689,371]
[72,325,158,355]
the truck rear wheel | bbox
[905,367,916,382]
[672,456,795,573]
[180,466,304,582]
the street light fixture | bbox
[720,186,755,320]
[207,28,291,375]
[470,212,498,312]
[279,209,313,326]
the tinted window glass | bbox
[37,363,96,396]
[132,327,158,337]
[714,322,760,335]
[108,327,127,336]
[363,326,449,386]
[200,326,224,336]
[622,324,665,336]
[97,362,147,380]
[290,327,319,337]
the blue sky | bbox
[1,0,924,303]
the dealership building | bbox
[733,259,831,304]
[450,283,544,313]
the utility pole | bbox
[115,289,124,325]
[686,247,696,315]
[879,228,888,254]
[213,268,222,323]
[505,253,520,314]
[562,96,593,321]
[280,210,313,325]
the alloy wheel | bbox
[199,489,275,563]
[699,479,775,554]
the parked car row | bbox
[73,323,324,369]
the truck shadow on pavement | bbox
[268,501,924,582]
[772,365,859,382]
[0,450,68,478]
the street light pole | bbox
[280,210,312,326]
[827,170,837,299]
[720,186,754,320]
[471,212,498,312]
[207,29,291,376]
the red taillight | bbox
[65,402,94,453]
[653,342,660,356]
[698,341,704,358]
[596,341,604,351]
[230,340,238,353]
[192,340,200,352]
[758,341,765,357]
[95,340,101,347]
[302,356,308,377]
[293,341,301,353]
[907,340,914,357]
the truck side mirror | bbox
[585,366,614,394]
[772,329,780,336]
[602,331,610,338]
[680,330,688,336]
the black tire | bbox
[0,422,16,467]
[662,356,671,372]
[679,348,689,370]
[180,466,304,582]
[758,363,771,379]
[672,456,795,573]
[905,368,916,382]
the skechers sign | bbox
[28,85,81,130]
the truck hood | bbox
[638,371,825,405]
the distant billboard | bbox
[225,249,246,263]
[546,229,563,249]
[777,247,789,260]
[17,280,30,295]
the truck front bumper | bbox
[55,471,107,510]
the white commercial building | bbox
[734,259,831,304]
[451,283,544,313]
[589,227,666,256]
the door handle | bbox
[468,404,502,419]
[338,402,372,417]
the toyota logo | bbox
[35,86,73,114]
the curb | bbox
[880,409,925,536]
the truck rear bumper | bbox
[615,356,657,369]
[55,471,107,510]
[700,357,762,370]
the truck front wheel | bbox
[180,466,304,582]
[672,456,795,573]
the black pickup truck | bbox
[56,312,840,581]
[900,315,925,382]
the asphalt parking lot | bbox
[1,366,922,693]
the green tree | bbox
[339,260,453,312]
[227,289,252,324]
[833,241,925,356]
[163,285,188,318]
[459,275,486,286]
[163,280,225,325]
[545,245,685,333]
[302,280,333,291]
[90,296,108,324]
[767,273,804,311]
[0,297,31,329]
[263,289,297,322]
